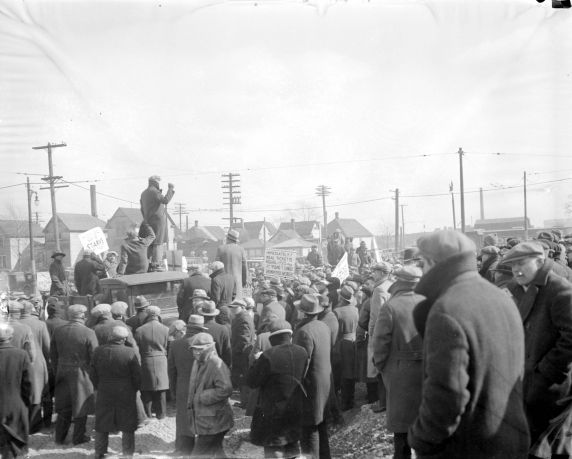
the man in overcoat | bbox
[93,304,138,351]
[248,319,309,458]
[49,252,68,297]
[210,261,236,308]
[134,305,169,419]
[408,230,530,459]
[117,223,156,275]
[177,264,211,322]
[74,251,105,296]
[504,241,572,447]
[51,304,98,445]
[126,295,150,333]
[0,322,33,459]
[198,300,232,369]
[91,326,141,459]
[216,229,249,299]
[292,294,332,459]
[167,314,207,455]
[372,265,424,459]
[257,288,286,333]
[140,176,174,265]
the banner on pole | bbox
[265,248,297,279]
[331,252,349,281]
[78,227,109,255]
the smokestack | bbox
[90,185,98,217]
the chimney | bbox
[194,220,199,228]
[90,185,98,217]
[290,218,295,231]
[335,212,339,220]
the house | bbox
[474,217,532,232]
[269,229,301,245]
[278,219,321,241]
[43,213,108,268]
[0,220,44,271]
[327,212,378,251]
[242,238,272,260]
[271,237,315,257]
[241,221,277,242]
[105,207,177,254]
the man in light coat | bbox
[216,229,249,299]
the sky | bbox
[1,0,571,236]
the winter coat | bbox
[546,257,572,283]
[367,279,392,378]
[258,300,286,333]
[50,320,98,418]
[478,255,499,283]
[167,328,203,438]
[216,242,249,298]
[94,317,139,356]
[117,223,156,275]
[230,310,255,387]
[293,316,331,426]
[176,272,211,322]
[187,346,234,436]
[355,296,370,383]
[49,259,68,296]
[0,342,33,457]
[372,283,424,433]
[327,240,345,266]
[318,307,339,350]
[247,336,309,447]
[408,252,530,459]
[9,320,35,363]
[46,316,68,338]
[140,182,174,246]
[210,269,236,307]
[307,250,323,268]
[134,316,169,391]
[204,319,232,369]
[90,341,141,432]
[19,314,50,404]
[334,303,359,380]
[508,259,572,442]
[74,256,105,296]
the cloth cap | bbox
[269,277,282,286]
[187,263,200,271]
[227,229,240,243]
[402,247,419,262]
[190,289,209,300]
[243,297,255,310]
[20,300,35,314]
[110,301,128,316]
[483,234,499,247]
[294,294,323,315]
[481,245,500,255]
[7,301,23,313]
[91,304,112,318]
[537,231,555,242]
[506,238,521,248]
[339,285,354,302]
[168,320,186,335]
[0,323,14,341]
[106,251,118,258]
[552,229,563,241]
[269,319,293,337]
[51,251,66,258]
[68,304,87,318]
[210,261,224,271]
[198,300,219,316]
[298,277,311,287]
[490,262,513,275]
[371,262,392,274]
[83,250,94,257]
[260,288,277,297]
[134,296,150,309]
[344,281,358,293]
[191,332,215,349]
[149,175,161,183]
[503,242,545,264]
[187,314,208,329]
[417,230,476,264]
[146,305,161,317]
[229,299,246,308]
[317,293,330,307]
[111,326,129,339]
[394,265,423,282]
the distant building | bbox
[242,238,271,260]
[327,212,377,251]
[278,219,321,242]
[43,213,108,268]
[241,221,277,242]
[269,229,301,245]
[474,217,532,232]
[0,220,44,271]
[272,237,315,257]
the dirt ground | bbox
[27,383,396,458]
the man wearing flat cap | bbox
[504,241,572,448]
[51,304,98,445]
[49,251,69,297]
[177,265,211,323]
[209,261,236,308]
[0,322,33,459]
[408,230,529,459]
[216,229,249,300]
[140,175,174,267]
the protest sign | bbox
[331,252,349,281]
[36,272,52,292]
[78,227,109,255]
[265,248,297,279]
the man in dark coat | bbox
[134,305,169,419]
[117,223,156,275]
[91,326,141,459]
[373,266,424,459]
[408,230,530,459]
[167,314,207,454]
[0,323,33,459]
[257,288,286,333]
[229,299,256,407]
[198,300,232,369]
[44,300,67,428]
[478,245,500,283]
[248,319,309,458]
[292,294,332,459]
[140,175,174,265]
[49,251,68,296]
[51,304,98,445]
[45,299,68,337]
[210,261,236,308]
[216,229,249,299]
[92,304,138,351]
[177,265,211,323]
[356,241,372,273]
[307,245,323,268]
[74,251,105,296]
[504,241,572,447]
[327,230,346,266]
[126,295,151,333]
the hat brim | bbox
[187,324,208,330]
[198,309,220,316]
[503,254,541,264]
[269,329,293,338]
[190,295,210,301]
[51,252,66,258]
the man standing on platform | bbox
[49,251,68,297]
[216,229,249,299]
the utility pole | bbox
[523,171,529,240]
[173,202,189,232]
[393,189,400,253]
[33,142,67,251]
[400,204,407,250]
[26,177,37,278]
[315,185,331,239]
[479,187,485,220]
[222,173,241,227]
[458,147,466,233]
[449,181,457,230]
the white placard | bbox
[331,252,350,282]
[78,227,109,255]
[265,248,297,279]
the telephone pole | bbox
[173,202,189,232]
[222,173,241,227]
[400,204,407,250]
[449,181,457,230]
[393,189,400,253]
[33,142,67,251]
[26,176,37,277]
[523,171,529,240]
[458,147,466,233]
[315,185,331,239]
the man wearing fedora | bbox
[504,241,572,451]
[140,175,174,267]
[216,229,249,300]
[49,251,69,297]
[126,295,150,333]
[168,315,208,455]
[198,300,232,369]
[292,294,332,459]
[258,288,286,334]
[177,264,212,321]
